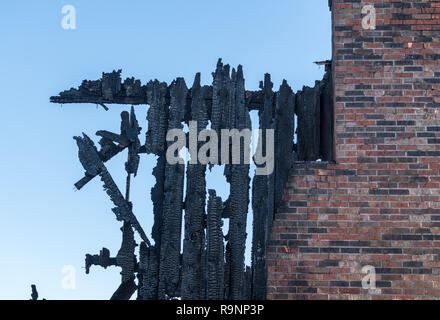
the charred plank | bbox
[224,66,251,300]
[206,190,224,300]
[251,74,275,300]
[158,78,187,299]
[181,74,208,300]
[73,133,150,245]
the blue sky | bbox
[0,1,331,299]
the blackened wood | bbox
[110,278,137,300]
[50,68,263,111]
[73,133,150,245]
[74,109,141,190]
[158,78,187,299]
[62,60,334,301]
[116,222,137,284]
[223,240,231,300]
[145,80,169,155]
[251,74,275,300]
[319,69,334,161]
[243,266,252,300]
[274,80,295,208]
[211,59,230,166]
[296,82,321,161]
[181,74,208,300]
[151,155,166,249]
[224,66,251,300]
[123,107,142,176]
[139,243,159,300]
[206,190,224,300]
[50,70,147,106]
[30,285,38,300]
[85,248,118,274]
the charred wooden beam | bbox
[211,59,231,135]
[85,247,118,274]
[50,70,147,106]
[251,77,295,300]
[319,69,334,162]
[85,225,137,301]
[50,68,262,111]
[143,80,173,300]
[151,155,166,249]
[145,80,169,155]
[116,222,137,284]
[223,65,251,300]
[274,80,295,210]
[124,106,142,176]
[139,242,160,300]
[181,74,208,300]
[200,242,207,299]
[295,68,333,162]
[74,109,142,190]
[97,137,124,162]
[206,190,224,300]
[251,74,275,300]
[143,82,170,300]
[110,278,137,300]
[223,239,231,300]
[74,141,124,190]
[95,130,131,146]
[157,78,187,299]
[137,242,147,300]
[243,266,252,300]
[246,91,264,112]
[296,82,321,161]
[30,285,38,300]
[73,133,150,245]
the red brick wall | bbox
[267,0,440,300]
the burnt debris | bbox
[30,285,38,300]
[52,59,333,300]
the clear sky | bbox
[0,1,331,299]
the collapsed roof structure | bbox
[50,59,333,300]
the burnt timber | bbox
[52,59,333,300]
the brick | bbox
[268,0,440,301]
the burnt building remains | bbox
[51,59,333,300]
